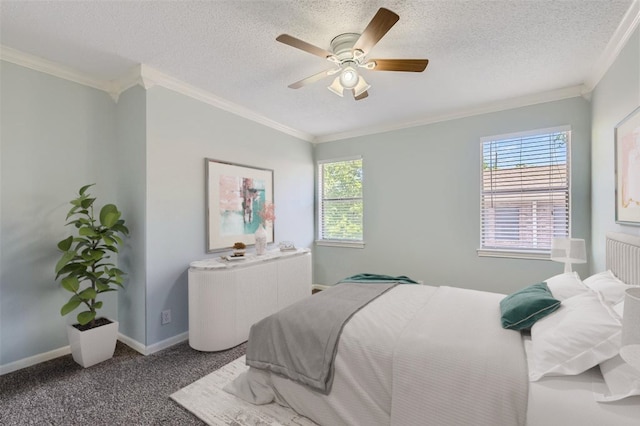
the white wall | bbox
[0,61,118,366]
[591,27,640,271]
[144,86,314,345]
[314,97,592,294]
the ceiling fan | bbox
[276,8,429,101]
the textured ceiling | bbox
[0,0,634,141]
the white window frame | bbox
[316,156,365,248]
[477,126,571,260]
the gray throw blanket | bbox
[246,282,398,394]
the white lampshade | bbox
[550,237,587,273]
[620,287,640,371]
[353,76,371,97]
[327,77,344,97]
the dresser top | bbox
[190,248,310,270]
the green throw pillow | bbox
[500,282,561,330]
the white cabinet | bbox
[188,249,311,351]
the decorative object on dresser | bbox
[255,202,275,255]
[188,249,311,351]
[54,184,129,367]
[550,237,587,273]
[615,106,640,225]
[621,287,640,371]
[279,241,296,251]
[254,224,267,255]
[205,158,274,252]
[232,242,246,257]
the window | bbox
[317,157,364,247]
[479,126,570,258]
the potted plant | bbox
[55,184,129,367]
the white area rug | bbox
[171,356,318,425]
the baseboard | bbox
[117,332,147,355]
[118,331,189,355]
[0,332,190,375]
[145,332,189,355]
[0,345,71,376]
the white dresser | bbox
[188,248,311,351]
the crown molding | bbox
[314,85,585,143]
[584,0,640,92]
[0,45,115,94]
[4,0,636,147]
[0,46,313,142]
[124,65,314,142]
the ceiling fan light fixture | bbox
[352,49,365,61]
[327,76,344,97]
[276,8,429,99]
[353,76,371,97]
[339,66,359,89]
[362,61,376,70]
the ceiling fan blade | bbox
[369,59,429,72]
[288,69,334,89]
[354,90,369,100]
[353,8,399,54]
[276,34,334,59]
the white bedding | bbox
[226,285,640,425]
[524,336,640,426]
[227,284,434,425]
[391,286,527,426]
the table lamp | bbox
[550,238,587,273]
[620,287,640,371]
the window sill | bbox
[315,240,365,249]
[477,248,550,261]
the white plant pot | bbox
[67,318,119,368]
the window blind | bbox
[480,128,570,253]
[318,158,363,241]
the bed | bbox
[225,232,640,425]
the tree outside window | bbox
[318,158,363,243]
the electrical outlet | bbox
[161,309,171,325]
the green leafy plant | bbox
[55,184,129,328]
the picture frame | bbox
[615,106,640,226]
[205,159,274,252]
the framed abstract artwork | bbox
[615,106,640,226]
[205,159,274,252]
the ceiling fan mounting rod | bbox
[330,33,360,58]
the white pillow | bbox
[529,291,622,381]
[613,299,624,318]
[594,355,640,402]
[544,271,589,300]
[584,270,628,305]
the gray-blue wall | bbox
[0,62,315,368]
[144,86,315,346]
[0,61,118,366]
[313,97,592,294]
[591,27,640,269]
[115,85,148,346]
[2,25,639,368]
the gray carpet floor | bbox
[0,340,246,425]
